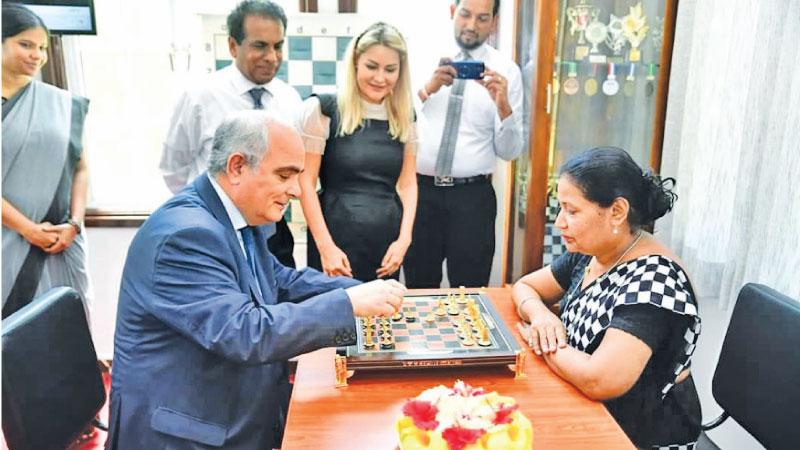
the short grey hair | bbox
[208,110,297,175]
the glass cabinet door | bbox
[507,0,676,278]
[543,0,669,265]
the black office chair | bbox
[697,283,800,450]
[2,287,107,450]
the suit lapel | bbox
[193,174,266,304]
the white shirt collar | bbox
[207,173,248,231]
[228,63,274,97]
[455,42,489,61]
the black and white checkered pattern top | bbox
[553,253,702,449]
[561,254,700,395]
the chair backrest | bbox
[712,283,800,450]
[1,287,105,450]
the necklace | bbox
[583,230,644,281]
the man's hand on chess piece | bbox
[347,279,406,317]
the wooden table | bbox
[282,288,634,449]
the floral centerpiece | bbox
[396,381,533,450]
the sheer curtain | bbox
[658,0,800,308]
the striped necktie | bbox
[434,50,472,182]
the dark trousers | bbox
[268,217,295,268]
[404,175,496,288]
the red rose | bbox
[402,400,439,431]
[492,403,518,425]
[441,426,485,450]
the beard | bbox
[455,31,485,50]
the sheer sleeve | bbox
[404,121,418,155]
[301,97,331,155]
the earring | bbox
[613,227,619,235]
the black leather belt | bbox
[419,174,492,187]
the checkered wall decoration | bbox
[542,192,565,266]
[214,34,353,100]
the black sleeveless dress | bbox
[307,94,405,281]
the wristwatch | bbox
[66,218,82,234]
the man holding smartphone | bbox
[406,0,523,288]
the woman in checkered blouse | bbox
[513,147,702,449]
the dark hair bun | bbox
[641,172,678,222]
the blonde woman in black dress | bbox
[299,22,417,281]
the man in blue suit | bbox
[107,112,405,449]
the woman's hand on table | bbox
[519,304,567,356]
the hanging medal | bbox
[602,63,619,96]
[623,63,636,96]
[622,2,649,62]
[645,63,657,97]
[563,61,580,95]
[584,63,598,96]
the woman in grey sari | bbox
[2,3,93,320]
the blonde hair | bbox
[338,22,414,142]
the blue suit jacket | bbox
[106,174,360,449]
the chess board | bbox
[337,292,521,371]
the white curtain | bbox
[658,0,800,308]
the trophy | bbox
[605,14,627,55]
[622,2,649,62]
[566,0,600,45]
[585,20,608,54]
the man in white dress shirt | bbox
[405,0,524,288]
[160,0,301,268]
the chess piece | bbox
[405,314,416,323]
[424,314,436,324]
[447,305,460,315]
[434,298,447,316]
[477,327,492,347]
[391,310,404,321]
[457,286,468,305]
[380,335,395,350]
[363,326,376,349]
[462,335,476,346]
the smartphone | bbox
[446,60,485,79]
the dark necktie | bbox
[240,226,262,295]
[248,87,266,110]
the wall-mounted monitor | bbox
[18,0,97,35]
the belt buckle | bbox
[434,175,454,187]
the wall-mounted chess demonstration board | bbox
[337,291,521,371]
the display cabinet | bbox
[504,0,678,282]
